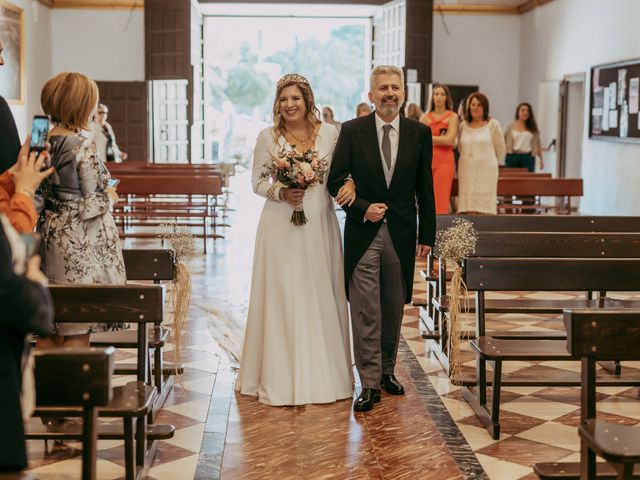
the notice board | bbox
[590,58,640,143]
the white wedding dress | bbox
[236,123,354,406]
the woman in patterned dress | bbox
[36,72,125,348]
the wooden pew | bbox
[91,249,179,419]
[28,285,174,480]
[32,347,115,480]
[428,232,640,375]
[534,310,640,480]
[420,215,640,339]
[114,174,224,252]
[449,178,583,214]
[463,258,640,439]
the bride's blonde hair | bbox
[271,74,320,140]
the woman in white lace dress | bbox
[236,74,356,406]
[457,92,505,214]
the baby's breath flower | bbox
[434,218,478,263]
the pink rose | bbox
[277,158,290,169]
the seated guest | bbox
[0,214,53,471]
[90,103,127,163]
[37,72,126,349]
[355,102,372,117]
[0,138,54,232]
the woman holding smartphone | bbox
[37,72,126,348]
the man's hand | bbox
[335,180,356,207]
[416,244,431,257]
[365,203,387,223]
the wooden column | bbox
[404,0,433,108]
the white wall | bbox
[520,0,640,214]
[7,6,144,138]
[432,13,521,128]
[6,0,52,140]
[51,9,144,82]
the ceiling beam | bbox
[45,0,143,8]
[517,0,555,14]
[434,4,518,15]
[38,0,556,14]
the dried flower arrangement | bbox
[158,224,198,377]
[434,218,478,384]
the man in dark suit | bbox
[0,38,21,173]
[328,65,435,412]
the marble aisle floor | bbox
[24,170,640,480]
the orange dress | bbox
[0,171,37,233]
[424,111,455,214]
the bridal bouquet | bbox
[263,146,329,225]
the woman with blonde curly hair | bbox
[236,74,356,406]
[36,72,125,348]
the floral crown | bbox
[277,73,310,90]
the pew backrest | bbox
[564,309,640,361]
[49,284,164,324]
[465,257,640,292]
[117,175,222,196]
[473,232,640,258]
[34,347,115,407]
[436,214,640,232]
[122,249,176,282]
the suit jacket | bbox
[0,95,20,174]
[0,220,54,471]
[328,112,436,303]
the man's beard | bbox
[379,97,399,116]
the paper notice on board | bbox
[620,102,628,137]
[602,87,610,131]
[630,78,639,114]
[609,109,618,129]
[609,82,617,109]
[618,69,627,105]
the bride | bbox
[236,74,356,406]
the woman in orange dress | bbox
[419,84,458,214]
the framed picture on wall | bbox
[0,1,24,104]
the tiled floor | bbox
[24,171,640,479]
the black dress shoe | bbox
[353,388,381,412]
[380,374,405,395]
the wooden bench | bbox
[114,174,224,252]
[428,232,640,374]
[29,285,174,480]
[31,347,115,480]
[450,178,583,214]
[534,310,640,479]
[420,215,640,340]
[463,258,640,439]
[91,249,178,419]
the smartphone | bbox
[20,233,41,259]
[108,178,120,188]
[30,115,49,155]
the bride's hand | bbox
[282,188,305,206]
[336,180,356,207]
